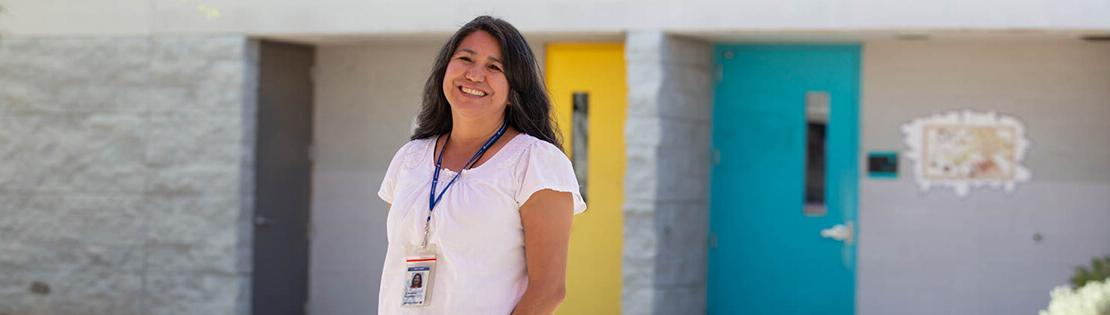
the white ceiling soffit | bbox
[257,31,624,46]
[674,28,1110,43]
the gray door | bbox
[253,40,315,315]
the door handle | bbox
[820,223,853,244]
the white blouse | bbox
[377,133,586,315]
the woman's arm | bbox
[512,189,575,315]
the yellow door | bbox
[546,43,626,315]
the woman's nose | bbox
[465,66,485,82]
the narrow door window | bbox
[804,91,829,217]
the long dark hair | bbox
[411,16,562,148]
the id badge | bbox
[401,245,437,307]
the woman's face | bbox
[442,31,510,120]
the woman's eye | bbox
[488,65,502,72]
[457,56,472,63]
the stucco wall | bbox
[857,39,1110,314]
[0,36,257,314]
[309,40,437,314]
[2,0,1110,36]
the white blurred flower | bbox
[1039,279,1110,315]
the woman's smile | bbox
[459,85,488,97]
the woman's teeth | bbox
[461,86,486,97]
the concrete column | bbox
[622,31,714,315]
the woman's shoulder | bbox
[397,137,435,149]
[393,137,434,170]
[518,133,564,156]
[506,133,570,167]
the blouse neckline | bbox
[426,133,528,176]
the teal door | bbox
[708,45,860,315]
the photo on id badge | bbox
[402,246,437,307]
[402,267,429,306]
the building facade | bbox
[2,1,1109,314]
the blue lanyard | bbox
[425,120,508,232]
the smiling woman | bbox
[376,16,586,315]
[438,30,512,138]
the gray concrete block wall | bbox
[623,31,713,315]
[0,36,258,315]
[857,40,1110,315]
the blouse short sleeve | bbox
[377,142,410,204]
[514,140,587,214]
